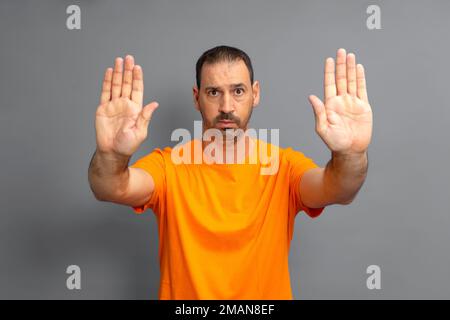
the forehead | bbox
[200,59,251,87]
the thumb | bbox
[308,95,327,133]
[136,101,159,133]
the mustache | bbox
[214,113,241,125]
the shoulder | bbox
[254,139,307,162]
[265,142,320,173]
[131,144,174,168]
[282,146,309,162]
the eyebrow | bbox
[204,83,247,91]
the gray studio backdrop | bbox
[1,0,449,299]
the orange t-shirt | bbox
[130,138,325,299]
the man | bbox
[88,45,372,299]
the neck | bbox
[201,127,254,164]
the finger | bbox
[100,67,113,104]
[324,57,336,101]
[335,48,347,95]
[111,57,123,99]
[308,95,327,134]
[121,55,135,99]
[136,102,159,133]
[346,53,357,96]
[356,64,368,103]
[132,65,144,106]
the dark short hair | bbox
[195,45,254,89]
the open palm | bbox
[95,55,159,157]
[308,49,373,154]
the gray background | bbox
[0,0,449,299]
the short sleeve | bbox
[285,147,325,219]
[129,148,166,216]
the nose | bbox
[218,92,235,114]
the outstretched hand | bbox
[308,48,373,155]
[95,55,159,157]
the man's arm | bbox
[88,150,154,207]
[303,48,373,208]
[88,54,159,207]
[300,151,368,208]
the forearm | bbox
[323,150,368,205]
[88,150,131,202]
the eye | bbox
[208,89,219,97]
[235,88,244,95]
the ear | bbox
[193,85,200,111]
[252,80,260,108]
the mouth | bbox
[216,120,237,129]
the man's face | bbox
[193,59,260,133]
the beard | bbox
[200,105,253,132]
